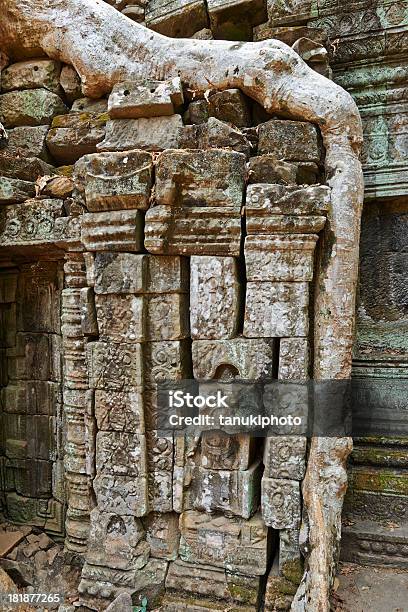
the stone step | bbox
[341,519,408,568]
[351,444,408,468]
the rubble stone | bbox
[46,113,107,164]
[0,89,67,128]
[108,78,184,118]
[0,126,51,161]
[155,149,246,207]
[99,114,183,151]
[258,119,321,161]
[208,89,251,128]
[0,176,35,204]
[59,65,82,103]
[1,59,61,93]
[145,0,208,37]
[190,256,241,339]
[247,155,298,184]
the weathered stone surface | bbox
[146,294,189,340]
[192,338,275,379]
[278,337,309,380]
[96,431,147,476]
[267,0,314,25]
[105,592,133,612]
[208,89,251,128]
[144,512,179,560]
[46,113,107,164]
[81,209,144,251]
[279,528,303,584]
[244,282,309,337]
[92,253,147,294]
[262,478,301,529]
[145,206,241,256]
[200,432,255,470]
[165,559,261,606]
[0,176,35,204]
[208,0,266,39]
[95,389,144,433]
[96,294,145,342]
[246,183,330,216]
[179,511,268,575]
[59,65,82,103]
[93,473,148,516]
[0,126,50,161]
[155,149,246,207]
[145,0,208,37]
[245,234,319,282]
[184,99,209,124]
[1,59,61,93]
[108,78,184,118]
[176,461,262,518]
[88,341,143,389]
[79,287,98,336]
[180,117,252,157]
[190,256,241,339]
[258,118,321,161]
[263,436,306,480]
[0,89,67,128]
[264,561,297,612]
[72,97,108,114]
[98,115,183,152]
[144,340,191,388]
[0,154,54,181]
[80,149,153,211]
[85,509,146,570]
[247,155,298,185]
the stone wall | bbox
[0,50,332,609]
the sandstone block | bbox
[146,255,189,293]
[267,0,314,25]
[180,117,252,157]
[148,469,174,513]
[263,436,306,480]
[244,281,309,337]
[95,389,145,433]
[156,149,246,208]
[143,340,191,388]
[144,205,241,255]
[96,431,147,477]
[190,256,241,339]
[59,65,82,103]
[200,432,255,470]
[93,474,149,516]
[0,155,54,181]
[258,119,321,161]
[80,287,98,336]
[2,381,60,416]
[279,528,303,583]
[165,559,261,605]
[72,97,108,114]
[264,562,297,611]
[81,209,144,251]
[144,512,179,560]
[0,177,35,204]
[184,99,209,124]
[145,0,208,37]
[261,478,301,529]
[179,510,268,575]
[1,60,61,94]
[244,234,318,282]
[207,0,266,38]
[95,294,145,342]
[179,461,262,518]
[0,126,50,161]
[208,89,251,128]
[121,5,145,22]
[46,113,107,164]
[146,294,190,340]
[86,509,146,570]
[247,155,298,184]
[108,78,184,118]
[278,337,309,380]
[88,341,143,389]
[93,253,147,294]
[192,338,275,380]
[98,115,183,152]
[0,89,67,128]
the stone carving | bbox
[81,209,144,251]
[262,478,301,529]
[190,256,241,339]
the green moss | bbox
[57,165,74,177]
[281,559,304,586]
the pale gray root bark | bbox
[0,2,365,609]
